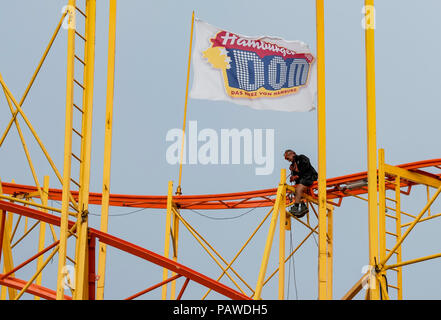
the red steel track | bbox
[2,158,441,210]
[0,158,440,300]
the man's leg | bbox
[295,184,306,204]
[289,184,308,217]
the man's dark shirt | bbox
[290,154,318,185]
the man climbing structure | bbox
[284,149,318,218]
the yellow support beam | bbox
[378,149,386,264]
[384,164,441,189]
[74,0,97,300]
[327,208,333,299]
[384,252,441,271]
[278,180,286,300]
[315,0,329,300]
[364,0,379,300]
[56,0,76,300]
[162,181,174,300]
[34,176,49,300]
[97,0,117,300]
[394,176,403,299]
[170,206,180,300]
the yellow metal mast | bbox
[56,1,76,299]
[56,0,97,300]
[34,175,49,300]
[74,0,97,300]
[315,0,329,300]
[364,0,380,300]
[97,0,117,301]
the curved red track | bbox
[3,158,441,210]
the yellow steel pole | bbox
[395,175,403,299]
[327,208,333,299]
[378,149,386,263]
[56,0,76,300]
[34,175,49,300]
[364,0,379,300]
[385,252,441,270]
[170,208,180,299]
[74,0,97,300]
[316,0,329,300]
[278,178,287,300]
[177,11,195,195]
[97,0,117,301]
[254,169,285,300]
[162,181,174,300]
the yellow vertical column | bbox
[97,0,117,301]
[74,0,97,300]
[378,149,386,264]
[315,0,328,300]
[162,181,174,299]
[56,1,76,300]
[170,209,180,300]
[278,174,287,300]
[34,175,50,300]
[395,176,403,299]
[326,208,333,299]
[364,0,379,300]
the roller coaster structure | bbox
[0,0,440,300]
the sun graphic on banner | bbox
[202,47,231,70]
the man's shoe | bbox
[297,202,309,218]
[289,204,300,216]
[289,203,308,218]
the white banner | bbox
[189,19,317,112]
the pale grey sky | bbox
[0,0,440,300]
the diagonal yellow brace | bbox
[384,164,441,189]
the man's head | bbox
[284,149,296,162]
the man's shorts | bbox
[296,175,317,187]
